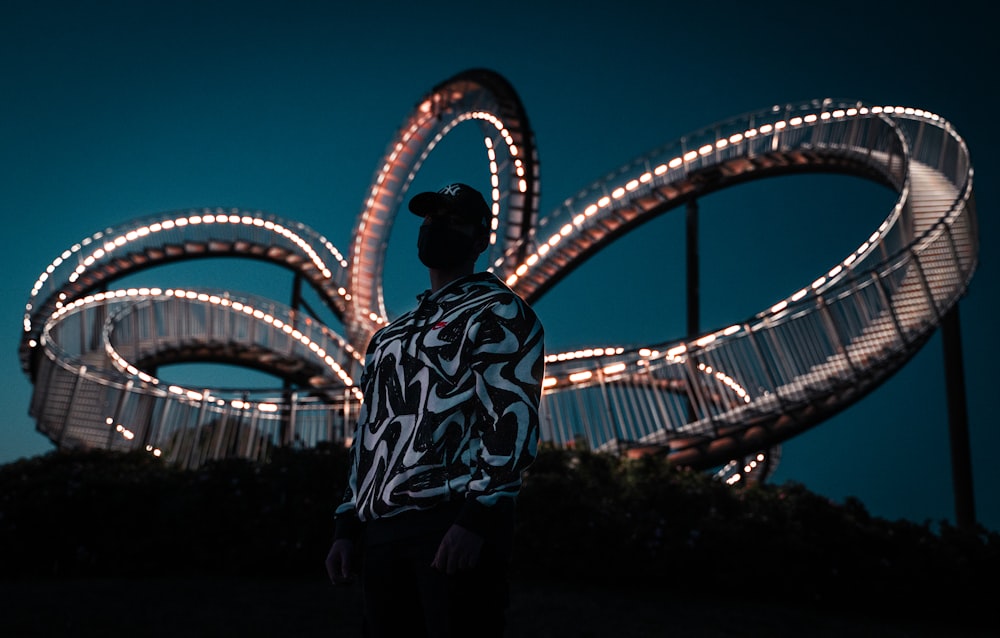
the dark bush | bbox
[1,445,996,620]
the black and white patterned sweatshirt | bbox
[334,271,544,544]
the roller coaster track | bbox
[19,69,977,478]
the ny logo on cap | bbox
[439,184,461,196]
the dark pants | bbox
[361,528,509,638]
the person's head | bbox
[408,183,491,272]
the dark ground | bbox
[1,577,992,637]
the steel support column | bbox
[686,199,700,338]
[942,304,976,531]
[685,199,700,426]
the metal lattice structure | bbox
[19,70,977,479]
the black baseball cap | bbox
[408,183,492,233]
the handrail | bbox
[20,209,353,373]
[18,71,978,474]
[538,105,975,473]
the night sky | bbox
[2,1,996,531]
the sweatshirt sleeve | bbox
[332,340,375,543]
[455,294,544,537]
[332,426,363,542]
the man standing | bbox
[326,183,545,637]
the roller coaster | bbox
[19,69,978,482]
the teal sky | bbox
[2,1,996,531]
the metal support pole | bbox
[285,391,298,447]
[941,304,976,531]
[685,199,700,426]
[686,199,700,338]
[290,272,303,315]
[278,274,307,447]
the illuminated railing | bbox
[31,288,361,468]
[533,104,976,477]
[502,101,923,297]
[18,70,977,477]
[20,209,352,373]
[346,69,540,348]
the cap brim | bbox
[408,192,451,217]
